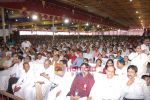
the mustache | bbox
[127,75,132,77]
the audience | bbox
[0,35,150,100]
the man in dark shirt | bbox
[68,63,95,100]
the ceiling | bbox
[0,0,149,31]
[56,0,150,28]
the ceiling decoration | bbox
[56,0,150,28]
[0,0,149,32]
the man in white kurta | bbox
[121,65,150,100]
[33,59,55,100]
[47,71,76,100]
[0,56,21,90]
[116,60,127,77]
[13,62,36,100]
[141,75,150,95]
[35,53,47,64]
[90,66,122,100]
[21,40,32,49]
[128,46,149,77]
[141,38,150,53]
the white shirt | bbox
[16,69,35,88]
[35,56,46,64]
[34,64,55,84]
[90,74,121,100]
[83,53,93,63]
[148,85,150,95]
[2,58,12,68]
[141,44,149,52]
[122,77,150,100]
[128,52,149,77]
[10,63,22,78]
[115,66,127,77]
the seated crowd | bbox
[0,35,150,100]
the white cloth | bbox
[0,63,21,90]
[33,64,55,100]
[83,53,93,63]
[0,76,9,90]
[34,64,55,83]
[115,66,127,77]
[148,85,150,95]
[65,96,87,100]
[10,63,23,78]
[48,72,76,100]
[14,69,36,100]
[90,74,122,100]
[2,58,12,68]
[141,44,149,52]
[122,50,129,57]
[121,77,150,100]
[35,56,47,64]
[128,52,149,77]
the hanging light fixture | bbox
[32,14,38,21]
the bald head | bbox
[44,59,51,69]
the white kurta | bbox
[34,64,55,100]
[128,52,149,77]
[115,66,127,77]
[141,44,149,52]
[90,74,122,100]
[121,77,150,100]
[47,71,76,100]
[14,69,36,100]
[0,63,21,90]
[35,57,47,64]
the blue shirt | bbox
[72,57,84,67]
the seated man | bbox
[0,55,20,91]
[34,59,55,100]
[121,65,150,100]
[141,75,150,95]
[90,66,122,100]
[67,63,95,100]
[13,62,36,100]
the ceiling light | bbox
[27,16,30,19]
[64,18,69,24]
[84,6,88,8]
[32,14,38,21]
[97,24,100,28]
[15,19,18,22]
[129,0,133,2]
[85,22,89,26]
[139,16,141,19]
[136,11,139,14]
[11,11,14,14]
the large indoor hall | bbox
[0,0,150,100]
